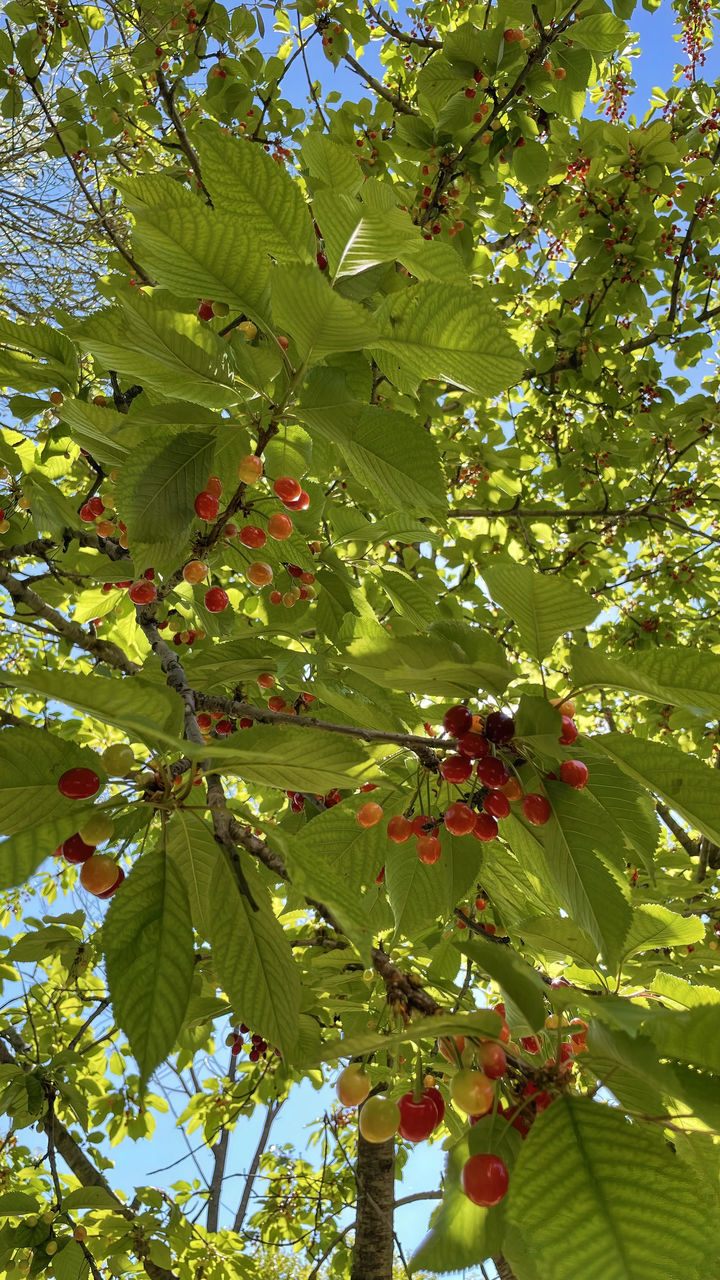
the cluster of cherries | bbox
[356,701,589,862]
[226,1023,277,1064]
[336,1063,445,1145]
[54,766,125,898]
[191,463,316,612]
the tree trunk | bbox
[351,1133,395,1280]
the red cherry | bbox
[477,1041,507,1079]
[58,768,101,800]
[79,502,97,522]
[316,251,328,270]
[444,801,476,836]
[387,815,413,843]
[239,525,267,548]
[268,513,293,540]
[457,731,489,758]
[569,1019,588,1051]
[285,489,310,510]
[128,580,157,605]
[521,793,551,825]
[87,496,104,517]
[423,1086,445,1126]
[483,791,511,820]
[215,718,233,735]
[96,867,125,898]
[410,814,433,836]
[476,757,509,788]
[62,833,97,864]
[274,476,302,503]
[197,301,215,321]
[205,475,222,498]
[472,813,498,842]
[559,716,578,745]
[194,491,219,520]
[442,705,472,736]
[397,1093,438,1142]
[197,712,212,731]
[417,835,442,864]
[521,1034,542,1054]
[559,760,589,789]
[484,712,515,744]
[439,754,472,784]
[269,590,283,605]
[205,587,229,613]
[462,1153,509,1207]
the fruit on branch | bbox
[500,775,523,802]
[358,1096,401,1143]
[357,802,383,828]
[521,793,551,825]
[194,491,220,521]
[440,754,473,784]
[183,560,208,584]
[274,476,301,503]
[472,813,498,842]
[49,390,64,406]
[58,768,101,800]
[443,704,472,736]
[80,854,121,895]
[476,758,509,788]
[551,696,576,717]
[238,454,263,484]
[397,1091,439,1142]
[62,834,97,864]
[101,744,135,776]
[205,476,223,498]
[285,489,310,510]
[559,760,589,789]
[336,1063,371,1106]
[78,813,114,845]
[559,716,578,745]
[257,673,275,688]
[128,580,157,605]
[457,731,489,758]
[424,1085,445,1125]
[484,712,515,744]
[450,1068,494,1116]
[197,300,215,320]
[444,802,476,836]
[483,791,511,820]
[236,321,258,342]
[204,587,229,613]
[268,513,293,540]
[96,867,125,899]
[240,525,267,548]
[247,562,273,586]
[416,835,442,864]
[477,1041,507,1079]
[387,814,413,843]
[211,301,229,317]
[462,1153,509,1206]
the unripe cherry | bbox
[268,513,293,540]
[238,454,263,484]
[183,560,208,584]
[357,801,383,828]
[247,562,273,586]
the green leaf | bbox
[583,753,658,872]
[7,669,182,749]
[513,139,550,188]
[0,1191,40,1215]
[516,914,599,966]
[572,643,720,720]
[104,845,195,1081]
[597,732,720,846]
[622,903,705,958]
[62,1187,121,1210]
[71,291,237,410]
[572,11,628,51]
[341,619,511,698]
[298,390,447,515]
[481,564,599,659]
[285,806,384,962]
[643,1004,720,1074]
[194,121,315,263]
[372,282,523,397]
[410,1117,523,1274]
[0,728,105,838]
[312,191,424,278]
[206,852,301,1061]
[317,1009,503,1063]
[191,723,375,791]
[453,936,546,1031]
[507,1097,720,1280]
[114,427,217,577]
[119,176,271,325]
[300,132,364,195]
[544,782,632,968]
[271,266,378,361]
[165,813,219,941]
[52,1241,90,1280]
[585,1022,720,1132]
[0,315,77,390]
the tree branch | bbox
[233,1098,283,1232]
